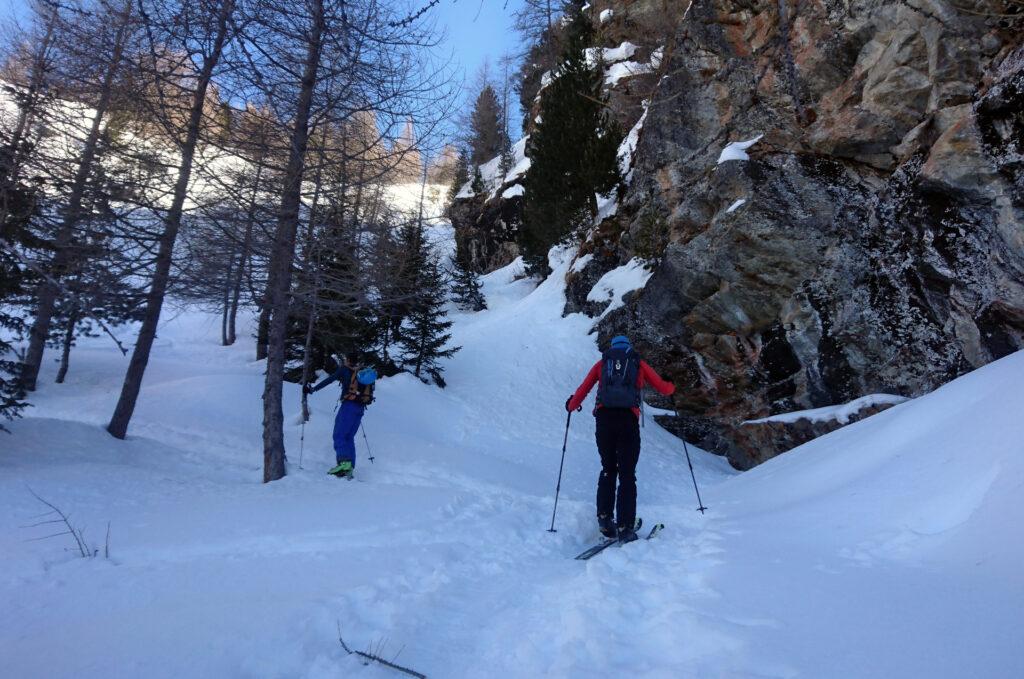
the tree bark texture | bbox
[262,0,325,482]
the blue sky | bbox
[1,0,21,22]
[0,0,526,140]
[433,0,525,76]
[1,0,525,78]
[430,0,526,139]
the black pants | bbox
[595,408,641,528]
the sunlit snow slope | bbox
[1,246,1022,678]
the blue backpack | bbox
[597,347,641,409]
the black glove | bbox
[565,396,573,412]
[303,384,313,395]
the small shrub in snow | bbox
[25,488,111,559]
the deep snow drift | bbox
[2,247,1022,678]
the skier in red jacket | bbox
[566,335,675,542]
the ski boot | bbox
[327,461,354,478]
[617,520,639,543]
[597,514,617,539]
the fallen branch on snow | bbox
[337,621,427,679]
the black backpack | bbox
[597,347,641,409]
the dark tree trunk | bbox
[221,248,235,345]
[256,296,270,360]
[55,304,79,384]
[107,0,235,440]
[262,0,325,482]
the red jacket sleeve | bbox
[568,361,601,411]
[639,360,675,396]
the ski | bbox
[574,518,642,560]
[646,523,665,540]
[574,537,617,560]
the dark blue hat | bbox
[610,335,631,349]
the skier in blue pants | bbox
[304,352,376,477]
[332,400,363,468]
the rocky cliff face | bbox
[449,192,524,273]
[455,0,1024,469]
[592,0,1024,468]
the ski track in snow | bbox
[3,242,1024,676]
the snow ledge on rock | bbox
[586,258,653,319]
[717,134,764,163]
[743,394,911,426]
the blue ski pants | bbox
[332,400,365,466]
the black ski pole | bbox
[548,409,576,532]
[682,439,708,514]
[361,422,375,464]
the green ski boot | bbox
[327,461,353,478]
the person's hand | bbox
[565,396,573,412]
[303,384,313,395]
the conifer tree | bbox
[0,180,35,427]
[470,166,485,194]
[521,6,622,275]
[449,248,486,312]
[306,214,376,370]
[0,198,36,427]
[469,84,505,166]
[399,254,460,387]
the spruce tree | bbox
[469,84,506,166]
[375,219,428,364]
[399,254,460,387]
[0,251,29,429]
[449,249,487,312]
[470,166,485,194]
[0,129,42,429]
[521,6,623,275]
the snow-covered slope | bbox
[2,245,1022,677]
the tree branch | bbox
[337,622,427,679]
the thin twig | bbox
[93,318,129,356]
[26,486,88,557]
